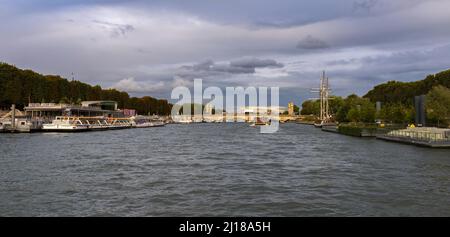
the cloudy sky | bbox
[1,0,450,106]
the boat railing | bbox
[27,103,103,110]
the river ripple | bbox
[0,123,449,216]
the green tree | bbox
[426,85,450,126]
[293,105,300,114]
[0,62,172,114]
[364,68,450,104]
[300,100,319,115]
[378,103,413,124]
[346,107,360,122]
[335,94,375,123]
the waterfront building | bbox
[24,101,124,122]
[240,106,288,115]
[0,105,33,132]
[239,106,287,122]
[414,95,426,127]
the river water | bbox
[0,123,449,216]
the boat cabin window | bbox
[21,122,26,125]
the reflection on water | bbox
[0,123,449,216]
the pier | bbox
[377,127,450,148]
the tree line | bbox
[301,69,450,127]
[0,62,172,115]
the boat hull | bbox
[89,126,110,131]
[314,122,336,128]
[41,128,91,132]
[42,124,90,132]
[150,123,165,127]
[108,126,131,130]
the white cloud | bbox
[171,76,193,88]
[111,77,165,93]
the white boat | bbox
[314,121,336,128]
[174,117,192,124]
[13,119,32,132]
[107,118,132,129]
[177,120,192,124]
[192,117,203,123]
[250,117,270,127]
[134,122,152,128]
[0,118,33,133]
[171,115,193,124]
[77,117,131,130]
[131,116,164,128]
[88,123,109,130]
[42,116,90,132]
[84,118,110,130]
[0,107,33,133]
[151,121,165,127]
[135,121,166,128]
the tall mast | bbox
[320,71,325,121]
[325,76,329,121]
[311,70,332,123]
[320,71,330,123]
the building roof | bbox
[81,100,117,104]
[1,109,25,119]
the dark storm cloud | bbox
[230,58,284,69]
[181,58,284,76]
[359,45,450,76]
[353,0,379,13]
[189,60,214,71]
[328,44,450,77]
[296,35,329,50]
[316,43,450,95]
[211,64,256,74]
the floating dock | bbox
[296,121,315,125]
[321,125,339,133]
[376,127,450,148]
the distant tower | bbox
[205,103,214,115]
[376,101,381,112]
[376,101,382,122]
[288,102,294,116]
[414,95,426,127]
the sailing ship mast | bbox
[312,71,332,124]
